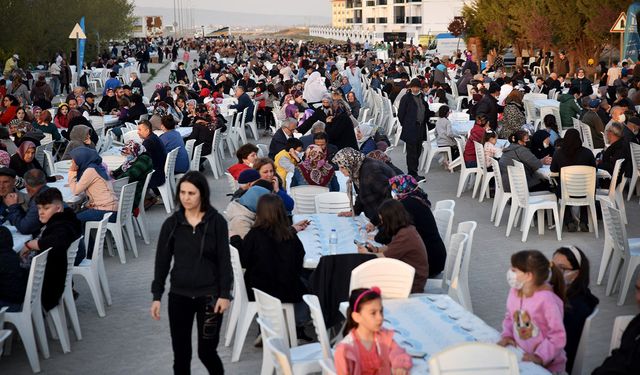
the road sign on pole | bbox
[610,12,627,33]
[68,23,87,86]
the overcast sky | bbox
[134,0,331,16]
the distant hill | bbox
[135,6,330,27]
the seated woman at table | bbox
[185,104,226,158]
[61,125,95,161]
[111,140,153,212]
[0,226,28,311]
[355,123,377,155]
[543,114,560,146]
[499,90,526,139]
[227,143,259,180]
[499,130,551,193]
[498,250,567,373]
[66,109,98,144]
[237,194,311,339]
[290,144,339,191]
[333,148,397,226]
[274,138,303,187]
[385,175,446,277]
[463,114,490,168]
[253,157,295,212]
[159,115,190,174]
[227,184,271,242]
[335,287,412,375]
[9,141,59,182]
[68,147,118,224]
[551,128,596,232]
[435,105,459,162]
[530,129,555,160]
[33,110,61,141]
[552,246,598,374]
[358,199,428,293]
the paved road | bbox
[1,55,638,374]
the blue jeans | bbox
[465,160,477,168]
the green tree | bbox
[0,0,135,66]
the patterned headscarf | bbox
[366,150,390,163]
[332,147,366,214]
[17,141,36,162]
[153,103,168,117]
[297,145,334,186]
[388,174,431,208]
[120,140,146,172]
[0,150,10,167]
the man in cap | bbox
[81,92,101,116]
[398,78,430,179]
[580,99,605,149]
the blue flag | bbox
[79,17,86,70]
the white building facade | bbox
[311,0,468,44]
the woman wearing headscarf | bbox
[183,99,197,126]
[530,129,554,160]
[290,144,339,191]
[111,140,154,210]
[186,104,226,157]
[8,75,30,106]
[66,109,98,144]
[346,91,361,118]
[356,123,376,155]
[326,99,358,151]
[344,60,363,104]
[332,147,397,225]
[303,71,328,104]
[68,147,118,224]
[550,128,596,232]
[0,150,10,168]
[366,150,404,175]
[9,141,59,182]
[499,90,526,139]
[61,125,95,160]
[383,175,446,277]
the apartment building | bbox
[332,0,348,28]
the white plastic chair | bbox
[253,290,323,375]
[448,225,474,312]
[433,209,455,253]
[264,336,294,375]
[184,139,196,161]
[579,124,603,157]
[626,143,640,200]
[490,158,512,226]
[0,307,12,356]
[90,116,105,135]
[226,246,256,361]
[237,107,249,145]
[473,141,494,201]
[190,143,203,172]
[427,233,468,292]
[559,166,598,238]
[302,295,332,360]
[203,129,223,179]
[111,176,129,197]
[455,137,480,197]
[596,159,627,225]
[601,204,640,305]
[245,103,260,141]
[73,213,112,317]
[4,249,51,373]
[47,237,83,354]
[433,200,455,211]
[314,192,351,214]
[506,164,561,242]
[157,148,178,213]
[257,143,269,158]
[419,136,452,175]
[131,170,154,244]
[349,258,415,299]
[571,307,599,375]
[290,186,329,214]
[609,315,634,353]
[85,182,138,264]
[428,342,519,375]
[43,150,56,176]
[225,171,239,193]
[318,358,337,375]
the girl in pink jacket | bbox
[334,287,412,375]
[498,250,567,373]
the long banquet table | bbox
[340,295,550,374]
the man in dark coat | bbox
[137,119,166,189]
[19,188,82,311]
[475,82,500,131]
[229,86,255,122]
[268,118,297,159]
[398,78,430,179]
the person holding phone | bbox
[150,171,232,374]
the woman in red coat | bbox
[0,95,19,125]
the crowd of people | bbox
[1,34,639,375]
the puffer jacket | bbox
[559,93,581,129]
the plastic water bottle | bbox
[329,229,338,255]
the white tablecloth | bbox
[531,99,560,109]
[49,175,81,204]
[5,224,32,252]
[342,295,550,375]
[293,213,371,269]
[101,155,126,171]
[103,115,119,126]
[537,165,611,180]
[451,120,475,136]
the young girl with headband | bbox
[552,246,599,373]
[498,250,567,373]
[334,287,412,375]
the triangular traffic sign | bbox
[68,23,87,39]
[610,12,626,33]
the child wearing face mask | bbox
[334,287,412,375]
[552,246,598,374]
[498,250,567,374]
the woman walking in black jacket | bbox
[150,171,232,374]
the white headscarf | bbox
[303,71,328,103]
[356,123,374,148]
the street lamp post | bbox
[201,25,205,38]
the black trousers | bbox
[168,293,224,375]
[405,142,423,177]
